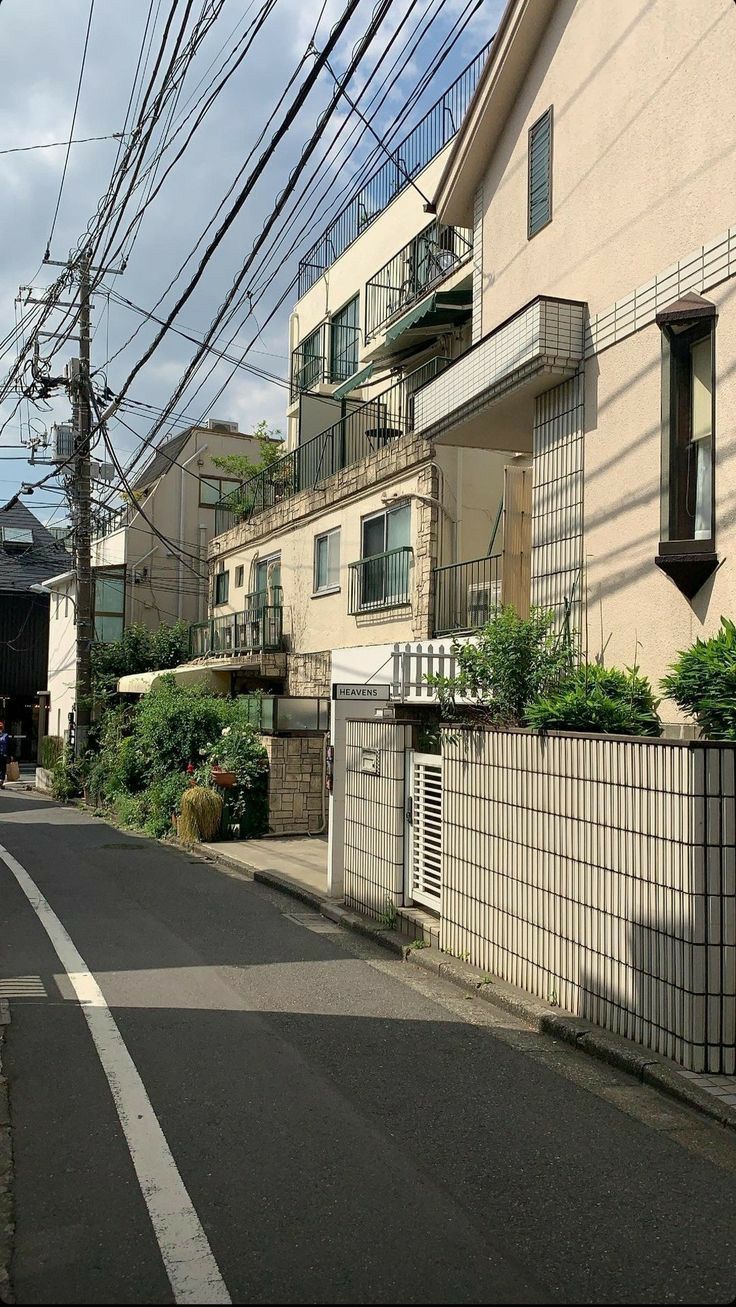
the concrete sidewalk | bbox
[198,833,328,898]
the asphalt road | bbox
[1,789,736,1306]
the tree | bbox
[211,419,284,483]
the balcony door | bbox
[361,504,410,608]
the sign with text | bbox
[332,683,391,701]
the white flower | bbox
[221,727,232,737]
[198,748,206,756]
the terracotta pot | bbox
[211,767,236,788]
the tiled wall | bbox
[530,371,584,631]
[586,224,736,358]
[413,297,584,439]
[442,728,736,1074]
[344,718,411,918]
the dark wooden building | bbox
[0,502,70,759]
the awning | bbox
[384,288,472,345]
[332,362,373,399]
[117,665,231,695]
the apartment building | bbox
[413,0,736,709]
[44,420,270,738]
[196,41,533,711]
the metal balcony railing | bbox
[433,555,502,636]
[297,43,491,298]
[290,322,328,401]
[190,591,284,658]
[365,222,473,342]
[214,357,451,534]
[348,547,413,614]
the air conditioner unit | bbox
[467,579,501,629]
[52,423,75,461]
[207,418,238,433]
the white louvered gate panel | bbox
[407,752,443,911]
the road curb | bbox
[0,1003,14,1304]
[195,843,736,1133]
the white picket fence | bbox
[390,640,469,700]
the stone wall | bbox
[260,734,326,835]
[286,651,331,698]
[209,432,433,559]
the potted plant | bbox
[211,765,237,788]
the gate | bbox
[405,751,443,910]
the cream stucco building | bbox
[416,0,736,711]
[195,42,530,706]
[44,421,269,738]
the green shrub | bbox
[52,747,83,802]
[427,605,574,726]
[661,617,736,739]
[526,664,662,737]
[92,621,190,702]
[41,735,64,769]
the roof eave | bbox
[433,0,556,227]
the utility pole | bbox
[71,252,93,759]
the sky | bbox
[0,0,504,523]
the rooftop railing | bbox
[215,356,451,534]
[296,43,491,299]
[365,222,473,342]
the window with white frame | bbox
[313,528,340,593]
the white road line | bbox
[0,842,231,1305]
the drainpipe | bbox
[198,525,207,622]
[178,444,207,621]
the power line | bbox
[45,0,97,258]
[0,132,125,157]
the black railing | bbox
[433,555,502,635]
[190,591,284,657]
[290,322,328,401]
[365,222,473,341]
[329,322,361,383]
[348,547,413,614]
[296,43,491,298]
[214,358,450,534]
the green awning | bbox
[332,362,373,399]
[385,288,473,344]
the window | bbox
[293,325,324,395]
[214,569,229,606]
[200,475,240,506]
[253,553,281,600]
[94,568,125,643]
[330,297,359,383]
[528,107,552,238]
[656,293,717,597]
[235,565,244,588]
[351,503,412,611]
[314,529,340,593]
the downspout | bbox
[178,443,207,621]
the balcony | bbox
[290,322,362,402]
[190,591,284,658]
[433,555,502,636]
[412,296,586,450]
[215,357,450,534]
[348,547,413,615]
[365,222,473,344]
[296,43,491,298]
